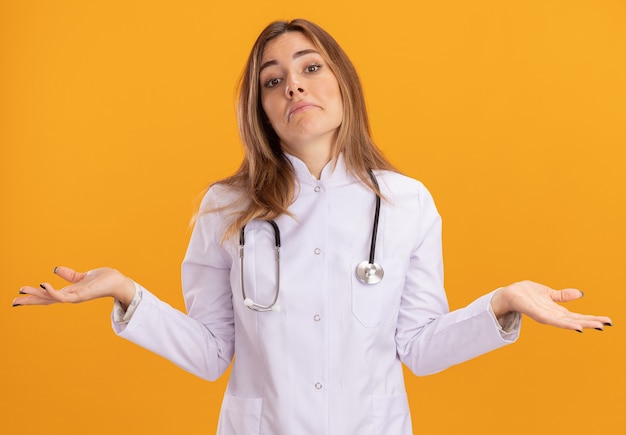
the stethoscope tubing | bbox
[238,170,383,311]
[367,170,381,265]
[239,220,282,311]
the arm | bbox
[14,263,234,381]
[395,185,612,376]
[13,188,237,381]
[111,188,236,380]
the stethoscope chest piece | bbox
[356,260,384,284]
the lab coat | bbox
[112,153,520,435]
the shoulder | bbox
[374,170,436,206]
[195,183,247,238]
[200,183,246,210]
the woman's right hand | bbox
[12,266,136,309]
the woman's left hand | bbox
[490,281,613,332]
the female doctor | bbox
[13,19,612,435]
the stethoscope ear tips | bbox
[244,298,255,307]
[271,304,281,312]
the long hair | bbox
[213,19,395,240]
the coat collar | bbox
[284,152,355,187]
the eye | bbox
[305,64,322,73]
[263,77,282,88]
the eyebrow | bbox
[259,49,321,73]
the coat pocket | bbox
[351,258,406,327]
[372,393,412,435]
[217,394,263,435]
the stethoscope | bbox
[238,171,383,312]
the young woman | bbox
[13,19,612,435]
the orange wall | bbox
[1,1,624,434]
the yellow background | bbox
[1,1,624,433]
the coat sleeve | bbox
[112,187,235,381]
[395,184,521,376]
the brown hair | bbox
[213,19,395,240]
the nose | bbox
[287,87,304,97]
[285,76,305,98]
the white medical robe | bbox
[112,153,520,434]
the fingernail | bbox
[18,289,26,294]
[53,266,58,274]
[595,328,604,331]
[604,323,613,327]
[12,303,21,307]
[40,283,47,291]
[576,329,583,333]
[579,291,585,298]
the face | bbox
[259,32,343,158]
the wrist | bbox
[115,278,136,310]
[490,287,512,319]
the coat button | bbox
[314,382,323,389]
[313,314,321,322]
[314,248,321,255]
[314,186,321,192]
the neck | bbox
[281,140,334,179]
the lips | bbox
[287,101,319,121]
